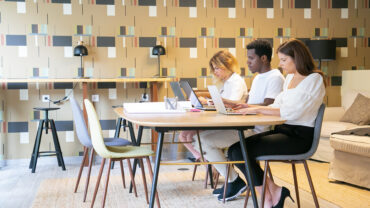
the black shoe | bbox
[272,187,295,208]
[187,157,197,162]
[212,185,224,196]
[217,176,247,201]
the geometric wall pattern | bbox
[0,0,369,159]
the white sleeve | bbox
[221,81,246,101]
[264,75,284,99]
[279,74,325,121]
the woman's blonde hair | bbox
[209,50,239,77]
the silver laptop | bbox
[170,82,187,101]
[208,85,254,115]
[180,81,216,111]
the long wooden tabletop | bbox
[114,107,286,128]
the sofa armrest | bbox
[323,107,346,121]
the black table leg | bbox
[129,125,143,193]
[31,120,44,173]
[238,130,258,208]
[149,131,164,208]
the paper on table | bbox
[123,101,192,114]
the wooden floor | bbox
[0,157,342,208]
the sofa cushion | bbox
[330,134,370,157]
[340,93,370,125]
[321,121,359,138]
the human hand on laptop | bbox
[235,106,258,115]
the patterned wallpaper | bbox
[0,0,369,159]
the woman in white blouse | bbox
[179,50,248,161]
[227,39,326,208]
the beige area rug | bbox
[32,162,370,208]
[32,170,245,208]
[269,161,370,208]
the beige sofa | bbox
[314,70,370,189]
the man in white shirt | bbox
[212,39,285,201]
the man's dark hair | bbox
[246,39,272,62]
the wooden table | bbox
[114,108,286,208]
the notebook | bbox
[208,85,255,115]
[179,81,216,111]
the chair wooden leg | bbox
[244,187,250,208]
[260,161,269,208]
[303,161,320,208]
[84,148,95,202]
[75,147,88,193]
[145,156,161,208]
[101,159,112,208]
[223,163,231,203]
[139,158,149,204]
[292,163,301,208]
[192,165,198,181]
[127,159,138,197]
[91,158,106,208]
[119,160,126,188]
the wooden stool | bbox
[29,107,66,173]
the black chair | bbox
[244,104,325,208]
[29,107,66,173]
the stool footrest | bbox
[39,154,58,157]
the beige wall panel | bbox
[326,86,341,107]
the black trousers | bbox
[228,124,314,186]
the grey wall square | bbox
[179,0,196,7]
[33,111,40,120]
[120,26,126,35]
[51,0,71,3]
[121,68,127,76]
[100,120,116,130]
[8,122,28,133]
[332,38,347,47]
[162,68,167,76]
[96,0,114,5]
[219,38,235,48]
[352,28,357,36]
[240,28,245,36]
[201,28,207,36]
[6,35,27,46]
[77,25,83,34]
[240,67,246,76]
[180,78,197,88]
[332,0,348,8]
[32,24,38,34]
[315,28,320,36]
[331,76,342,86]
[295,0,310,8]
[54,82,73,89]
[161,27,167,36]
[7,83,28,89]
[97,82,116,89]
[180,38,197,48]
[139,37,156,47]
[138,0,156,6]
[277,28,283,36]
[257,0,273,8]
[53,36,72,47]
[33,68,39,77]
[97,36,115,47]
[55,121,73,131]
[201,68,207,76]
[219,0,235,8]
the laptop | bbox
[208,85,255,115]
[169,82,187,101]
[179,81,216,111]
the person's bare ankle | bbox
[272,186,282,206]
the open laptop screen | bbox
[180,81,203,108]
